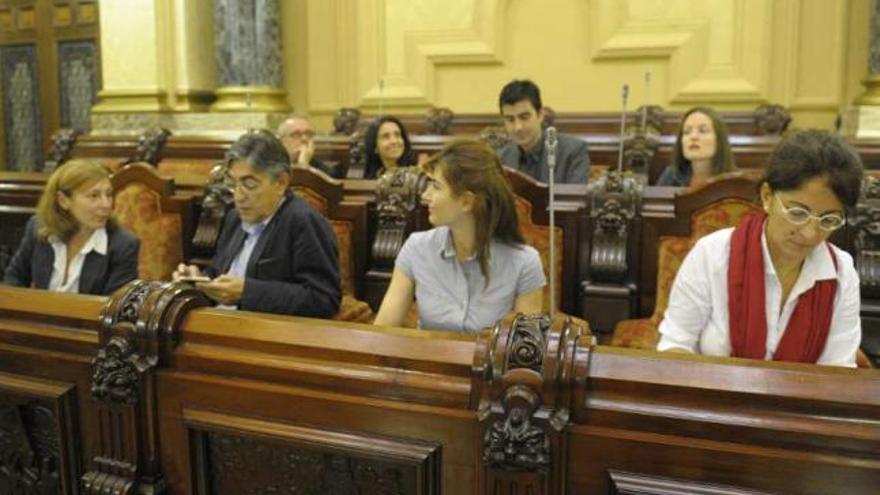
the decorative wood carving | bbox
[753,104,791,136]
[474,313,591,495]
[0,373,80,495]
[82,280,211,495]
[191,163,234,262]
[425,106,454,135]
[43,128,80,172]
[850,176,880,299]
[622,133,659,176]
[586,171,642,283]
[186,409,441,495]
[333,107,362,135]
[632,105,665,135]
[371,168,426,269]
[126,127,172,166]
[478,125,510,149]
[0,402,61,494]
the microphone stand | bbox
[546,126,558,321]
[618,84,629,174]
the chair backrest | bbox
[644,173,763,320]
[112,162,196,281]
[504,168,580,313]
[290,167,368,298]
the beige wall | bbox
[281,0,872,131]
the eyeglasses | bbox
[775,195,845,232]
[223,174,265,195]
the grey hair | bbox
[226,129,291,179]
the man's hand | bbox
[297,139,315,166]
[197,275,245,305]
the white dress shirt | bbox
[657,226,861,367]
[48,228,108,293]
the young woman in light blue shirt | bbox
[374,139,545,333]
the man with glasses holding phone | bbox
[173,130,341,317]
[657,130,864,367]
[277,115,343,178]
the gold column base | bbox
[172,90,216,113]
[92,89,168,113]
[210,86,291,113]
[855,74,880,106]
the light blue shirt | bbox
[395,226,546,333]
[226,220,269,279]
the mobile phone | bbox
[178,275,211,283]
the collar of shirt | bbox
[49,227,108,256]
[760,224,837,298]
[240,195,286,237]
[518,130,546,165]
[438,226,478,261]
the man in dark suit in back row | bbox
[173,130,341,317]
[496,79,591,184]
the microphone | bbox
[617,84,629,174]
[641,72,651,133]
[378,79,385,118]
[545,126,558,320]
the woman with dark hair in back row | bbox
[658,129,863,367]
[362,115,418,179]
[657,106,736,187]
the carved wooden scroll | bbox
[44,128,81,172]
[125,127,172,166]
[333,107,362,135]
[850,176,880,299]
[82,281,210,495]
[586,171,642,283]
[425,106,454,135]
[190,163,234,263]
[474,313,591,495]
[753,104,791,136]
[479,126,510,149]
[622,133,659,177]
[371,167,427,269]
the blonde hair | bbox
[36,160,115,241]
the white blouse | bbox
[48,228,108,293]
[657,227,861,367]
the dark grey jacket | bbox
[497,131,590,184]
[3,215,140,295]
[205,192,341,318]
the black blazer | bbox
[205,192,341,318]
[3,216,140,295]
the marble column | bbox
[211,0,291,112]
[857,0,880,106]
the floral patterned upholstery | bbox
[612,198,761,349]
[515,196,563,312]
[293,185,373,323]
[113,182,184,281]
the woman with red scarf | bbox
[657,130,863,367]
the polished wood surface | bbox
[0,284,877,494]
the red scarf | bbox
[727,212,837,363]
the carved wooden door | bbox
[0,0,100,171]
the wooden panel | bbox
[0,371,81,494]
[186,409,441,495]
